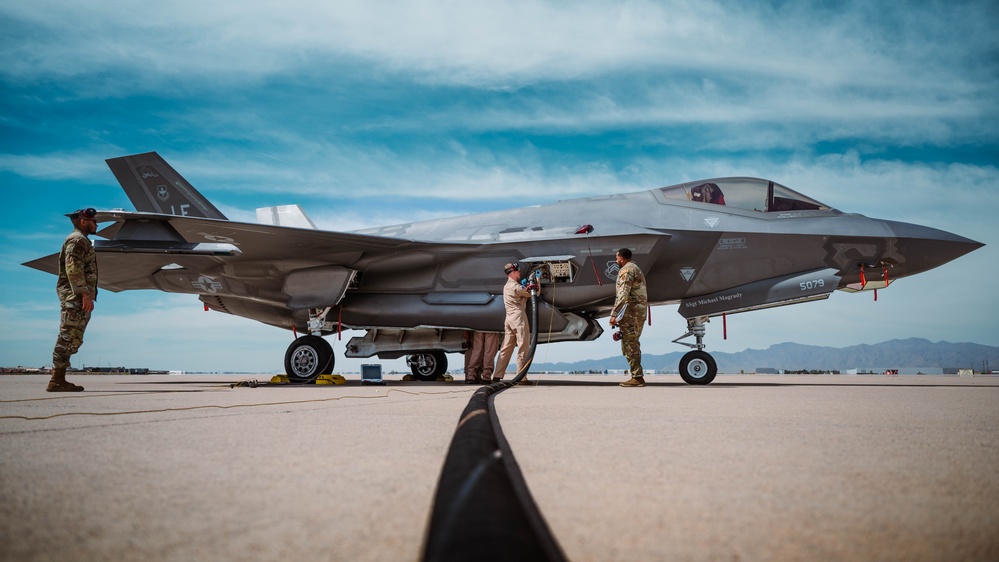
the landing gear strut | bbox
[284,307,336,383]
[673,316,717,385]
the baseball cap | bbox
[503,262,519,274]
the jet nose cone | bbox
[883,220,984,276]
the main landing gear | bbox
[406,351,449,381]
[283,337,450,383]
[284,305,456,383]
[283,307,336,383]
[284,335,334,383]
[672,316,718,385]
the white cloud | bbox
[5,1,993,103]
[0,151,108,181]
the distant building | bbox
[848,367,946,375]
[754,367,955,375]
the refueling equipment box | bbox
[520,256,577,284]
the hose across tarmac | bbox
[510,287,540,384]
[422,283,566,561]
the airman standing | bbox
[464,331,501,384]
[609,248,648,387]
[49,208,100,392]
[492,263,536,384]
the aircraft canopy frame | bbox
[657,177,834,214]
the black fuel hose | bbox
[422,284,566,562]
[510,289,539,384]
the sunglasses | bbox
[74,208,97,220]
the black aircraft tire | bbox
[679,350,717,385]
[284,335,334,383]
[431,350,449,377]
[409,351,448,381]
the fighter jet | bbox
[23,152,983,384]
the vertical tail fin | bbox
[256,205,318,229]
[105,152,228,219]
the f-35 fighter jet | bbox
[24,152,983,384]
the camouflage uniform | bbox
[52,229,98,371]
[611,261,648,378]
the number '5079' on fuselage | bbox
[23,153,983,384]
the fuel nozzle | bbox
[523,268,542,294]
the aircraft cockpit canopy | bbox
[658,178,833,213]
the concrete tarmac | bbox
[2,373,997,561]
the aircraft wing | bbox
[103,210,420,258]
[25,211,432,301]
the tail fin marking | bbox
[106,152,228,220]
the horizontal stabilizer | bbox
[21,253,60,276]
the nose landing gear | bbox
[673,316,718,385]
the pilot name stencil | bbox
[684,292,743,309]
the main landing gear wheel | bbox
[679,350,717,385]
[284,335,334,383]
[407,351,448,381]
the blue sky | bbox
[2,0,996,373]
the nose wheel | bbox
[679,350,717,385]
[673,316,718,385]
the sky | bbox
[1,0,997,374]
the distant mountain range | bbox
[532,338,999,374]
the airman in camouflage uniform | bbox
[49,208,100,392]
[609,248,648,387]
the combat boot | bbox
[619,376,646,387]
[47,368,84,392]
